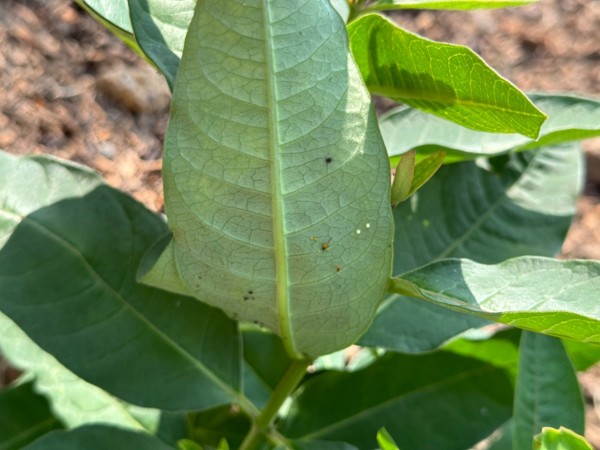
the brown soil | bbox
[1,0,600,446]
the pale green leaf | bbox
[348,14,546,137]
[0,151,243,411]
[360,144,581,353]
[534,427,593,450]
[390,257,600,345]
[150,0,393,357]
[22,425,174,450]
[379,94,600,162]
[77,0,132,32]
[513,333,584,450]
[390,150,415,206]
[281,352,512,449]
[365,0,538,10]
[562,340,600,371]
[0,382,62,450]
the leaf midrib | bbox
[262,3,297,358]
[22,214,240,402]
[299,363,498,440]
[0,416,59,450]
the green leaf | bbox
[77,0,132,32]
[487,420,514,450]
[281,352,513,449]
[390,150,415,207]
[0,382,63,450]
[0,312,153,431]
[0,152,243,411]
[562,340,600,371]
[127,0,195,89]
[147,0,393,358]
[360,144,581,353]
[444,327,521,381]
[22,425,174,450]
[407,151,445,197]
[513,333,584,450]
[377,427,400,450]
[242,329,293,409]
[534,427,593,450]
[379,94,600,162]
[390,256,600,345]
[348,14,546,138]
[365,0,538,10]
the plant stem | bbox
[239,358,311,450]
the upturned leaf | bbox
[348,14,546,137]
[379,94,600,162]
[390,257,600,345]
[142,0,393,358]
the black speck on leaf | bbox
[325,157,333,164]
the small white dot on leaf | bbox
[356,229,361,234]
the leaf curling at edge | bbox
[139,0,393,359]
[389,256,600,345]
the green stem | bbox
[239,358,311,450]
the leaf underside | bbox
[155,0,393,357]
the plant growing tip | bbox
[391,150,445,206]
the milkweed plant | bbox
[2,0,600,449]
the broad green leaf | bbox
[377,427,400,450]
[127,0,195,89]
[390,256,600,345]
[144,0,393,358]
[242,329,292,408]
[348,14,546,138]
[444,327,521,381]
[0,312,152,431]
[379,94,600,162]
[0,152,243,411]
[562,340,600,371]
[513,333,584,450]
[534,427,593,450]
[360,144,581,353]
[0,382,63,450]
[22,425,174,450]
[281,351,513,450]
[365,0,538,10]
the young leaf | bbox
[22,425,174,450]
[144,0,393,358]
[513,333,584,450]
[281,352,513,450]
[0,152,243,411]
[379,94,600,162]
[390,256,600,345]
[390,150,415,207]
[0,382,63,450]
[360,144,581,353]
[377,427,401,450]
[348,14,546,138]
[364,0,539,11]
[534,427,593,450]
